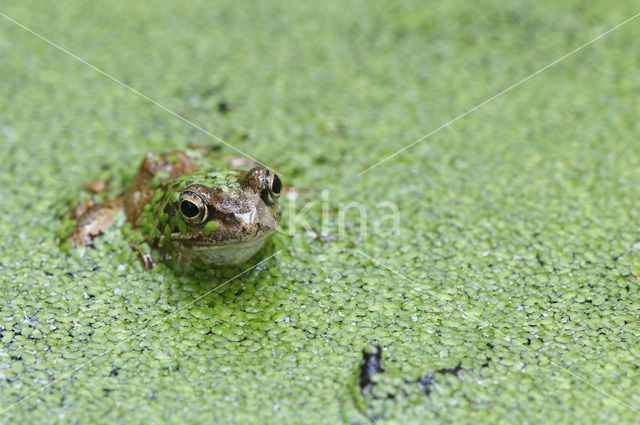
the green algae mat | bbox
[2,1,640,423]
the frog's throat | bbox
[168,229,274,248]
[168,233,271,266]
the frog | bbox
[67,148,282,268]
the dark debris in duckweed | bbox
[417,365,465,397]
[2,0,640,423]
[355,344,474,421]
[359,345,385,396]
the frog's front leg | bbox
[68,197,124,247]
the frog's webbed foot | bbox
[128,242,156,270]
[139,251,155,270]
[68,197,124,247]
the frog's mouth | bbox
[171,234,269,248]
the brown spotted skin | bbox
[69,197,124,247]
[70,151,202,248]
[124,152,200,224]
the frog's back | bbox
[124,149,215,224]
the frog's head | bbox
[168,167,282,265]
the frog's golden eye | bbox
[262,170,282,205]
[179,192,207,224]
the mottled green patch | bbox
[151,189,163,204]
[169,191,180,204]
[177,169,241,191]
[172,214,187,235]
[150,170,170,188]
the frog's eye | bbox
[178,192,207,224]
[262,170,282,205]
